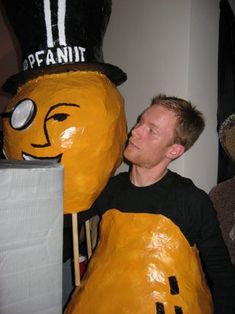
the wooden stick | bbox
[72,213,80,286]
[85,220,92,259]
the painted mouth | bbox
[22,152,62,163]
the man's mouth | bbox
[128,140,140,150]
[22,152,62,163]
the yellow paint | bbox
[3,71,127,213]
[65,210,213,314]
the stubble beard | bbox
[124,146,148,168]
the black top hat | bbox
[1,0,127,94]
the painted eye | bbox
[48,113,70,122]
[11,99,36,130]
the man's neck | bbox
[130,165,168,187]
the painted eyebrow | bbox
[48,102,80,111]
[46,103,80,119]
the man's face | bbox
[3,71,127,213]
[124,105,178,168]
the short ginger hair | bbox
[151,94,205,151]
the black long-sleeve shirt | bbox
[79,170,235,314]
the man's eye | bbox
[137,119,144,126]
[149,128,158,135]
[48,113,70,121]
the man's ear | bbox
[166,143,185,160]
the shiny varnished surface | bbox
[66,210,213,313]
[3,72,127,213]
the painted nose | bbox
[31,127,50,148]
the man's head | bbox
[124,94,205,169]
[150,94,205,152]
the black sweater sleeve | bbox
[77,175,117,223]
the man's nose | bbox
[131,123,144,137]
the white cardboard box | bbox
[0,160,64,314]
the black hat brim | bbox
[2,62,127,94]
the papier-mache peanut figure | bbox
[1,0,127,309]
[1,0,127,214]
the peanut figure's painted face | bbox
[3,71,127,213]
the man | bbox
[66,95,235,314]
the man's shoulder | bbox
[168,170,209,199]
[168,170,196,189]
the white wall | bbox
[104,0,220,192]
